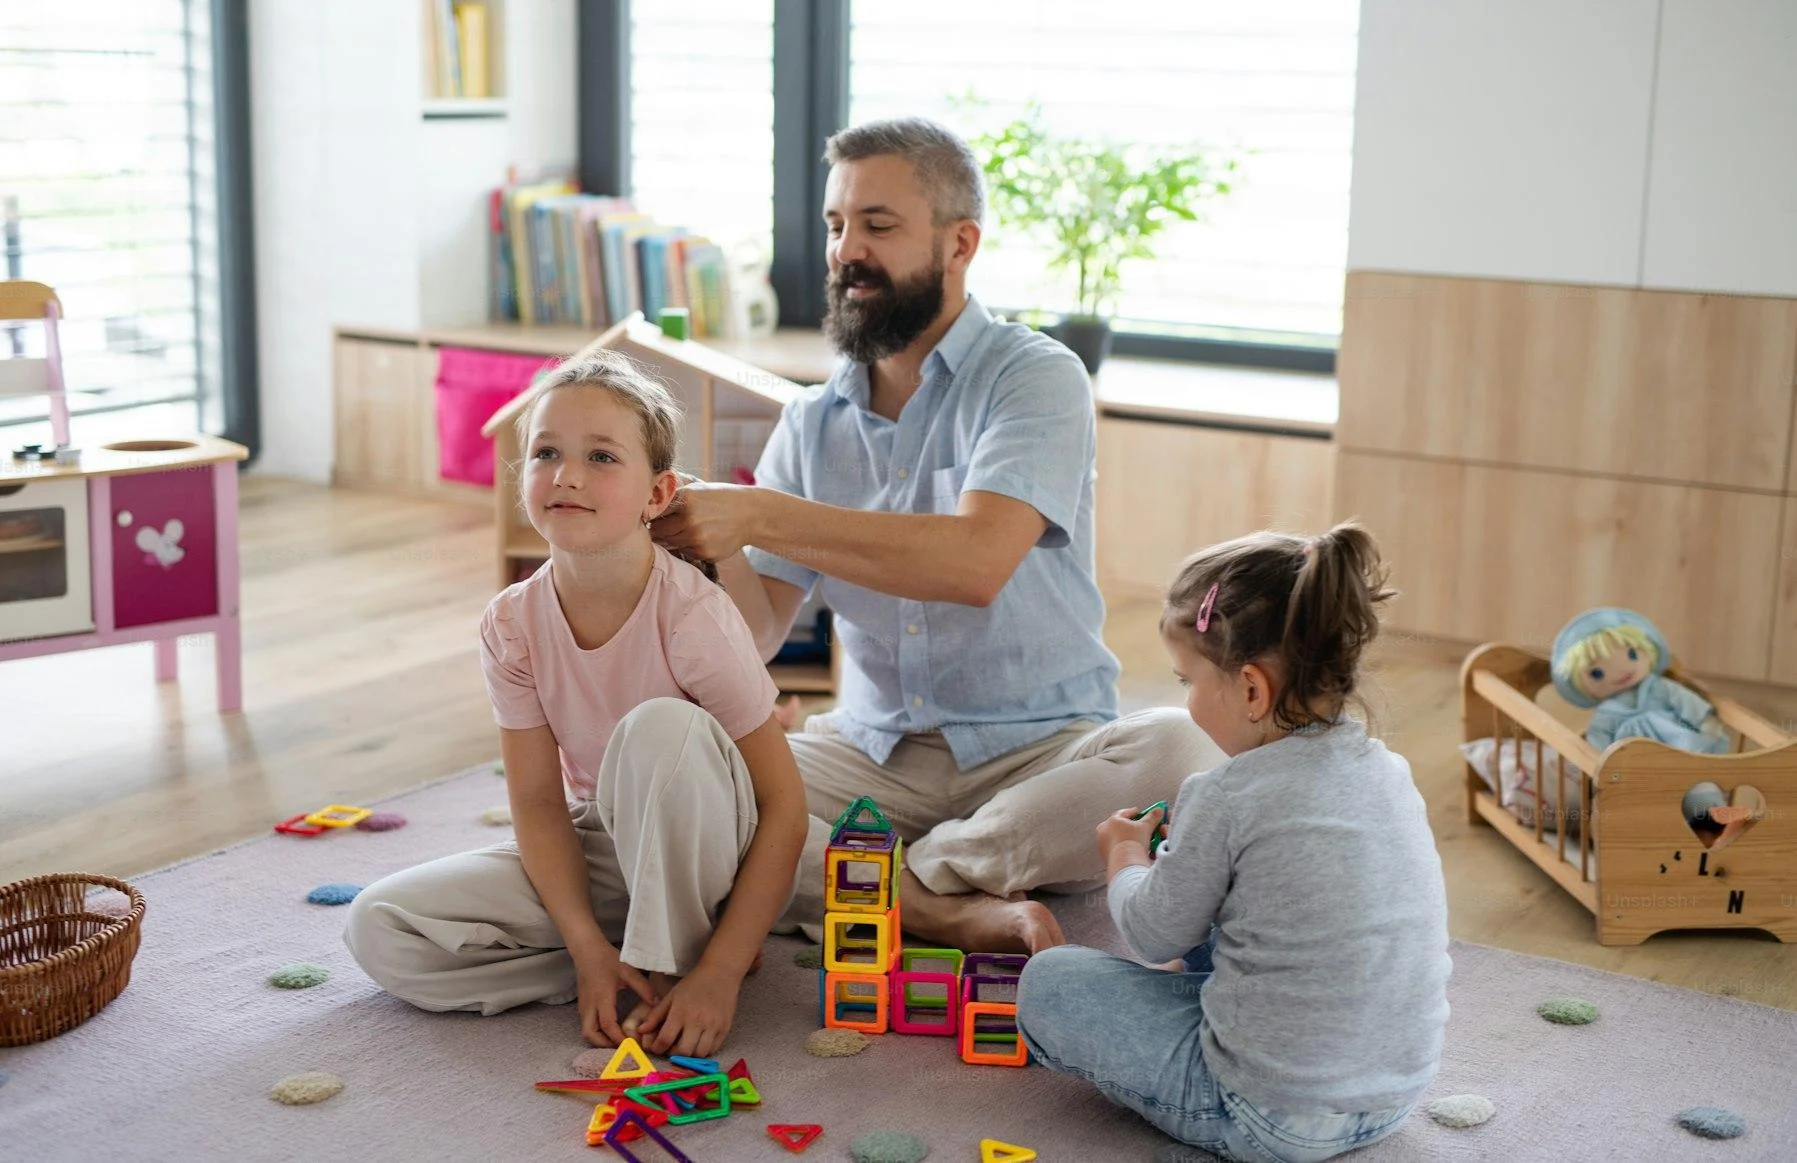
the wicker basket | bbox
[0,872,145,1046]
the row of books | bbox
[489,181,737,337]
[425,1,494,99]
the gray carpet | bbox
[2,762,1793,1161]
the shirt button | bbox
[912,696,924,707]
[907,624,920,635]
[896,467,910,480]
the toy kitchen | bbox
[0,281,247,711]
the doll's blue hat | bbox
[1550,607,1672,708]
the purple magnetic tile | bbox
[604,1108,693,1163]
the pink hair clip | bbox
[1195,583,1220,632]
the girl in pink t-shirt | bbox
[345,350,807,1059]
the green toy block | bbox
[833,795,893,836]
[625,1072,730,1125]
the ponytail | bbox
[1163,521,1396,729]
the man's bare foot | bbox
[621,971,681,1037]
[899,870,1066,955]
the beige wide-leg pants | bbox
[343,698,765,1014]
[775,707,1223,939]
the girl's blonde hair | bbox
[514,349,683,472]
[1554,623,1658,697]
[1162,521,1396,731]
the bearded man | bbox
[652,117,1221,955]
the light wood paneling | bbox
[332,337,424,493]
[1337,272,1797,492]
[1767,497,1797,685]
[1337,450,1782,681]
[1097,419,1336,597]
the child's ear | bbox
[1240,662,1277,722]
[643,469,680,523]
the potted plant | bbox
[967,103,1239,375]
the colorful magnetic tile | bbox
[273,813,327,836]
[890,970,959,1036]
[535,1078,629,1096]
[585,1099,667,1146]
[668,1055,720,1074]
[981,1138,1039,1163]
[832,795,892,835]
[303,804,372,828]
[626,1072,731,1125]
[599,1036,656,1080]
[963,953,1029,978]
[823,910,896,973]
[728,1076,763,1106]
[961,1002,1029,1067]
[824,970,889,1034]
[604,1108,693,1162]
[768,1123,824,1153]
[726,1058,753,1083]
[961,973,1020,1006]
[899,947,964,977]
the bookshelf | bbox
[422,0,506,111]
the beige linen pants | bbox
[776,707,1223,939]
[343,698,764,1015]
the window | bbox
[0,1,224,445]
[629,0,777,265]
[849,0,1358,345]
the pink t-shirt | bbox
[479,545,779,799]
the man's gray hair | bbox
[823,117,985,227]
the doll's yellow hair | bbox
[1555,624,1659,697]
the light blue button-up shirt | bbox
[746,296,1120,768]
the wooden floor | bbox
[5,477,1793,1008]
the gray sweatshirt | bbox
[1110,718,1451,1112]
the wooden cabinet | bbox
[1338,272,1797,492]
[1338,270,1797,684]
[1097,418,1336,598]
[332,336,425,493]
[1337,451,1780,681]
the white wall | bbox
[1640,0,1797,296]
[1348,0,1797,297]
[252,0,576,482]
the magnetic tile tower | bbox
[818,796,1030,1067]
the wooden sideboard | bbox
[1336,271,1797,684]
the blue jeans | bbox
[1016,945,1413,1163]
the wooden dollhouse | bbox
[0,281,247,711]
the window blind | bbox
[850,0,1359,342]
[629,0,777,267]
[0,1,219,437]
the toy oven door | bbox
[0,475,94,642]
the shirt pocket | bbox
[925,463,970,515]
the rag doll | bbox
[1551,607,1730,755]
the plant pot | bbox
[1051,316,1113,375]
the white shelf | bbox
[421,98,508,120]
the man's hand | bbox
[634,964,744,1059]
[650,480,765,563]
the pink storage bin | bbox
[435,346,558,487]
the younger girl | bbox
[1017,524,1450,1163]
[346,350,808,1060]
